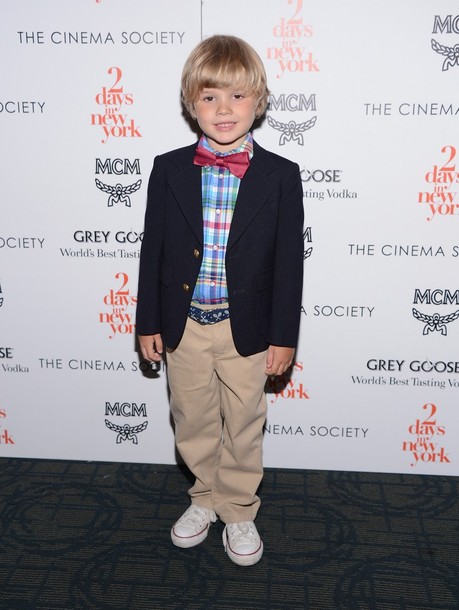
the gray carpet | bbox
[0,458,458,609]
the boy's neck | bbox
[201,132,252,155]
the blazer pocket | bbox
[253,268,273,333]
[160,264,174,287]
[253,268,274,292]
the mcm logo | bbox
[303,227,313,260]
[266,116,317,145]
[431,39,459,71]
[105,419,148,443]
[412,289,459,334]
[95,179,142,207]
[412,309,459,335]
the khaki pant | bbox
[166,312,267,524]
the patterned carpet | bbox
[0,458,458,609]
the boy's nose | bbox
[217,101,232,115]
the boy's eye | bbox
[233,94,245,100]
[202,95,215,102]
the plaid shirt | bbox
[192,133,254,305]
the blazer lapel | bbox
[227,143,274,251]
[168,144,203,244]
[166,141,275,249]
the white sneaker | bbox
[171,505,217,548]
[222,521,263,566]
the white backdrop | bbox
[1,0,458,475]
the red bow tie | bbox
[193,147,250,179]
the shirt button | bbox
[182,284,190,292]
[212,245,218,250]
[193,249,200,258]
[210,282,215,287]
[219,174,224,179]
[215,209,221,215]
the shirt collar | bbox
[198,132,254,159]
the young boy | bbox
[136,35,304,566]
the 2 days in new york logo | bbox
[266,361,309,404]
[91,67,141,143]
[0,408,15,446]
[99,272,137,339]
[402,402,450,467]
[267,0,318,79]
[418,145,459,221]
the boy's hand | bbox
[138,334,163,362]
[265,345,294,376]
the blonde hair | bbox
[181,35,269,118]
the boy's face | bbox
[193,86,257,153]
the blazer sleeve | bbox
[136,155,167,336]
[267,161,304,347]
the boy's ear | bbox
[254,96,266,119]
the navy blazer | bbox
[136,140,304,356]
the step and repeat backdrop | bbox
[1,0,458,475]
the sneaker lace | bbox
[227,521,258,546]
[179,505,215,528]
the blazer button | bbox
[183,283,190,292]
[193,249,200,258]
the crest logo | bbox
[267,91,317,146]
[412,310,459,336]
[105,420,148,444]
[431,40,459,71]
[95,179,142,207]
[303,226,313,260]
[267,116,316,146]
[412,289,459,335]
[431,15,459,71]
[95,158,142,207]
